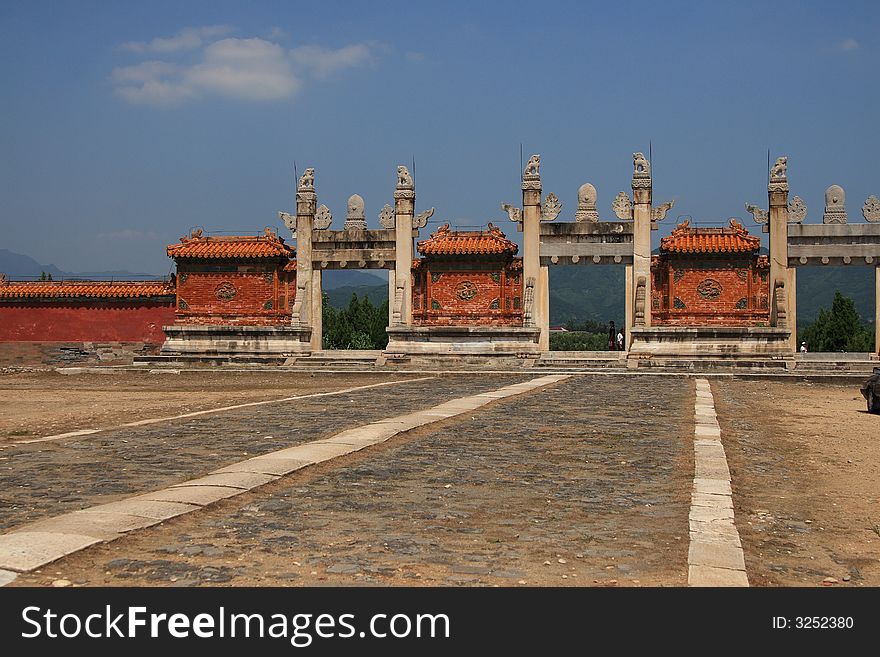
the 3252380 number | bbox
[795,617,853,629]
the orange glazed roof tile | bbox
[417,223,518,256]
[167,228,293,260]
[660,218,760,254]
[0,280,174,299]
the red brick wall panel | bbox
[174,267,291,325]
[0,301,175,342]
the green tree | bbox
[799,291,875,352]
[322,292,389,349]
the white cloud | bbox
[291,43,376,79]
[840,38,859,51]
[187,38,299,100]
[113,31,380,107]
[121,25,232,54]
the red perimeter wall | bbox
[0,301,176,342]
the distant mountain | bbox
[321,269,387,289]
[326,284,388,309]
[0,249,161,280]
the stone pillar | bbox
[767,156,791,348]
[394,166,415,326]
[294,169,317,348]
[787,267,797,353]
[387,269,396,327]
[311,269,322,350]
[876,264,880,356]
[624,264,633,349]
[521,155,545,349]
[631,152,652,328]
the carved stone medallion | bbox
[697,279,722,300]
[455,281,478,301]
[215,282,237,301]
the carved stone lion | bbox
[397,165,414,189]
[633,152,650,176]
[524,154,540,177]
[299,167,315,189]
[770,157,787,180]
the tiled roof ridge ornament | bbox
[576,183,599,222]
[487,222,504,237]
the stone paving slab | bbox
[139,486,244,506]
[693,477,732,496]
[86,499,201,521]
[172,472,279,490]
[272,442,359,464]
[688,378,748,587]
[22,511,161,539]
[211,457,312,477]
[0,569,17,586]
[688,564,750,587]
[0,531,102,572]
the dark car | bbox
[862,367,880,414]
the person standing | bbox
[608,321,616,351]
[800,341,808,353]
[617,328,624,351]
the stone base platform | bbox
[383,326,541,364]
[627,326,794,370]
[152,325,312,360]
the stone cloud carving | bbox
[745,203,768,224]
[378,203,395,229]
[278,211,296,234]
[788,196,807,223]
[652,200,675,222]
[314,204,332,230]
[413,207,434,229]
[541,193,561,221]
[501,203,523,223]
[612,191,633,220]
[862,195,880,223]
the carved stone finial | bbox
[413,207,434,229]
[298,167,315,191]
[575,183,599,222]
[501,203,522,223]
[652,200,675,222]
[788,196,807,223]
[862,195,880,223]
[768,156,789,192]
[378,203,395,229]
[314,204,332,230]
[344,194,367,230]
[745,202,769,224]
[541,193,561,221]
[612,191,633,220]
[823,184,847,224]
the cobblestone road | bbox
[0,375,527,531]
[11,374,694,587]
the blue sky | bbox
[1,0,878,274]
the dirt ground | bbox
[714,379,880,587]
[0,370,420,444]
